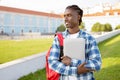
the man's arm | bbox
[61,56,95,74]
[48,36,77,76]
[84,38,102,71]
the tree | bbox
[56,24,66,32]
[91,22,113,32]
[115,24,120,30]
[79,22,85,30]
[104,23,112,31]
[101,24,105,31]
[91,22,101,32]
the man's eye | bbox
[67,14,71,17]
[64,14,71,18]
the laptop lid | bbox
[63,38,85,60]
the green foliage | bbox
[115,24,120,30]
[18,68,46,80]
[91,22,112,32]
[104,23,112,31]
[79,22,85,30]
[101,24,105,31]
[56,24,66,32]
[91,22,102,32]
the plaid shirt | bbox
[48,30,102,80]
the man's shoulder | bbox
[54,32,65,40]
[80,30,95,40]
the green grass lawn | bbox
[0,38,53,64]
[18,34,120,80]
[94,34,120,80]
[18,68,46,80]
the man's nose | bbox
[64,16,68,21]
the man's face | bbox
[64,9,80,29]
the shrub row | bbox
[56,22,120,32]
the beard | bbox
[65,23,75,29]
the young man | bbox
[48,5,102,80]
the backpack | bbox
[46,33,64,80]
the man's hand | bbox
[77,62,95,74]
[61,56,71,66]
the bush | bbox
[91,22,102,32]
[91,22,112,32]
[101,24,106,31]
[115,24,120,30]
[104,23,112,31]
[56,24,66,32]
[79,22,85,30]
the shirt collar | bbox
[63,29,82,38]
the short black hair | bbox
[66,5,83,25]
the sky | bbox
[0,0,120,14]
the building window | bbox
[37,29,39,32]
[29,30,32,33]
[21,29,23,33]
[0,28,4,34]
[12,29,14,33]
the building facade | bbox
[0,4,120,36]
[0,6,63,36]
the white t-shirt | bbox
[66,32,79,38]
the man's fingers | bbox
[61,56,69,59]
[61,56,65,59]
[80,62,86,67]
[61,56,63,59]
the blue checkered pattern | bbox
[48,30,102,80]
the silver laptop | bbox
[63,38,85,60]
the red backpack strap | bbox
[56,33,64,46]
[56,33,64,61]
[46,33,63,80]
